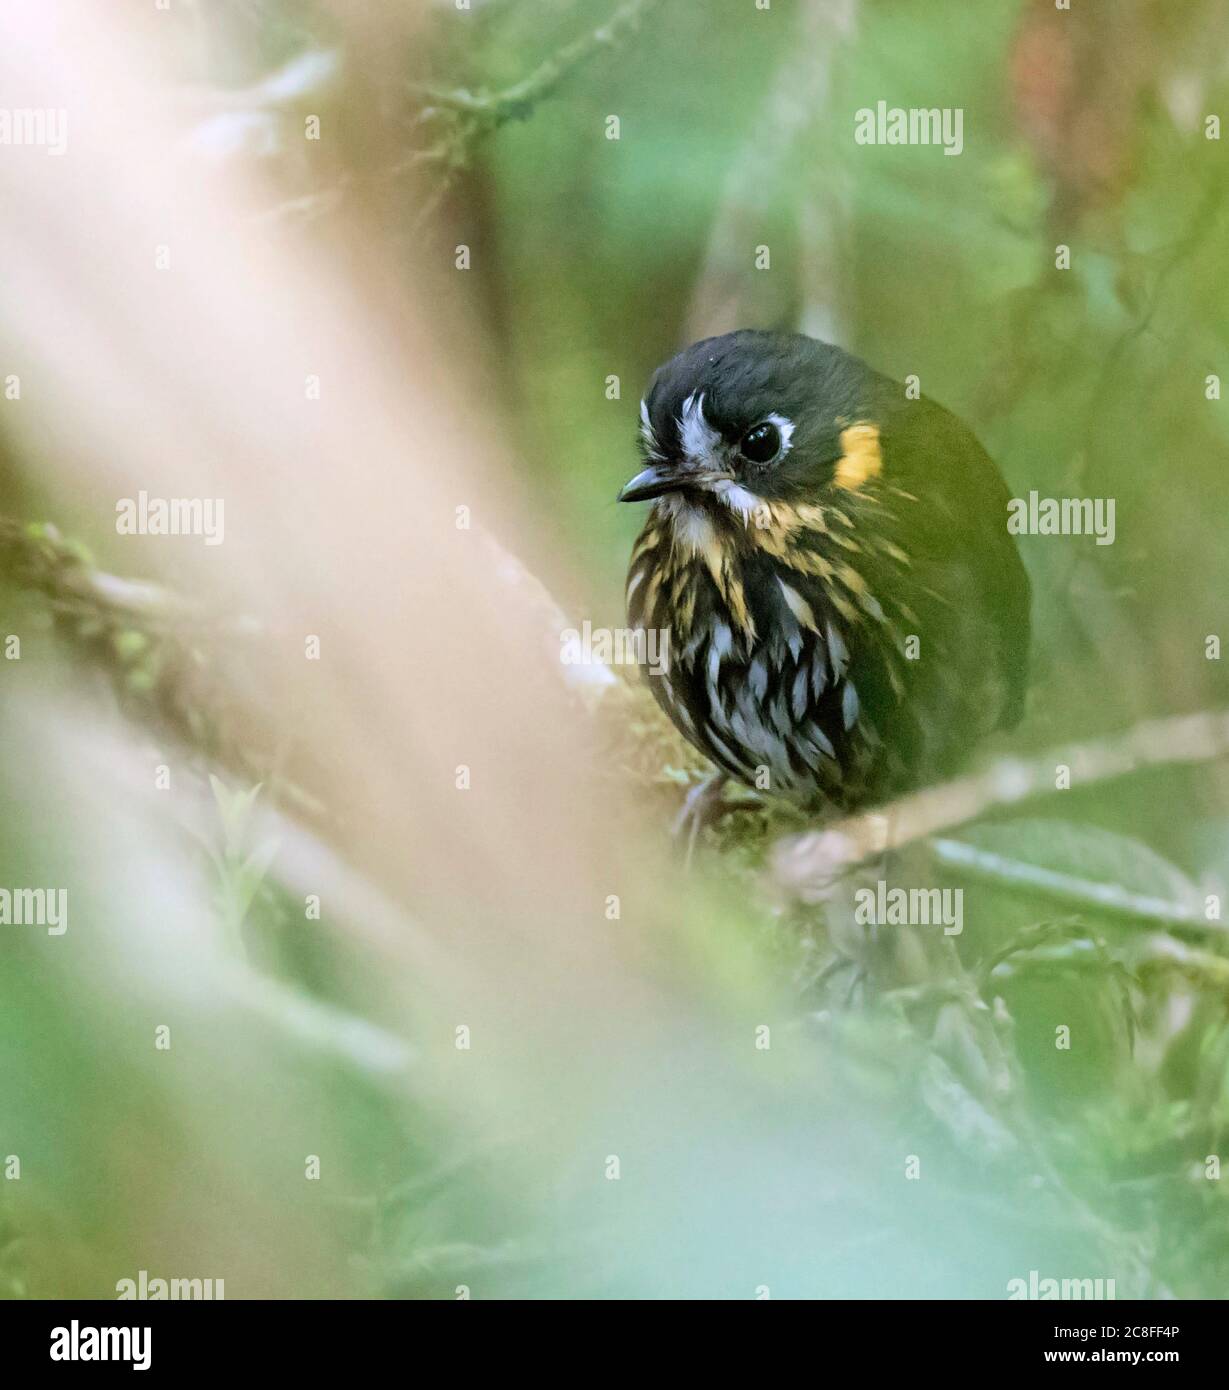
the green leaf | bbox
[209,775,264,854]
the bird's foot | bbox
[671,773,730,868]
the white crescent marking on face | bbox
[678,391,721,463]
[638,398,665,460]
[762,412,796,458]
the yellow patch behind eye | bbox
[834,423,883,491]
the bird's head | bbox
[618,330,885,524]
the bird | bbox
[618,329,1030,830]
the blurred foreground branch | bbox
[9,512,1229,940]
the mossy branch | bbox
[402,0,664,224]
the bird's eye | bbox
[739,421,781,464]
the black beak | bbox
[617,464,682,503]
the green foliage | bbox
[205,776,280,957]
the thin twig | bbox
[933,838,1221,936]
[774,710,1229,900]
[399,0,665,227]
[408,0,663,131]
